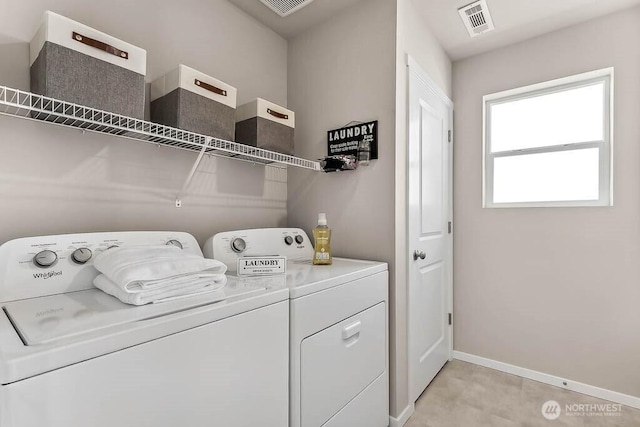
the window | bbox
[483,68,613,207]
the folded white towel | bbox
[94,273,227,305]
[92,246,228,305]
[93,245,227,286]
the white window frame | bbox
[483,68,614,208]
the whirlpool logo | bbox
[36,308,64,318]
[33,270,63,280]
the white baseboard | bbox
[453,351,640,410]
[389,403,414,427]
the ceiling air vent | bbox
[259,0,316,17]
[458,0,495,38]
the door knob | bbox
[413,250,426,261]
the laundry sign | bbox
[237,255,287,276]
[327,120,378,160]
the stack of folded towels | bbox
[92,246,227,306]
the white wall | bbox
[0,0,288,245]
[287,0,396,259]
[288,0,452,419]
[286,0,398,412]
[453,6,640,397]
[392,0,452,418]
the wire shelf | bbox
[0,85,322,172]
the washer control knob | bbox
[284,236,294,246]
[72,248,93,264]
[166,239,183,249]
[295,235,304,245]
[33,250,58,268]
[231,238,247,253]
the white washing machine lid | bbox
[7,288,231,347]
[0,278,288,384]
[284,258,388,299]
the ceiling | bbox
[229,0,640,59]
[415,0,640,60]
[226,0,364,39]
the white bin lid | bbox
[236,98,295,128]
[150,64,237,108]
[30,11,147,75]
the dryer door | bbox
[300,302,386,427]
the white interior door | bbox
[407,57,453,403]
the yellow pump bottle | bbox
[312,213,332,265]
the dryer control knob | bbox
[284,236,294,246]
[72,248,92,264]
[166,239,183,249]
[295,235,304,244]
[231,238,246,253]
[33,250,58,268]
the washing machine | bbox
[0,231,289,427]
[204,228,389,427]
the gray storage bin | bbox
[29,11,147,119]
[235,99,295,155]
[150,65,237,140]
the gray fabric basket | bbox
[151,88,236,140]
[30,41,146,120]
[235,117,294,155]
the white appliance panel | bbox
[290,271,389,427]
[290,271,388,339]
[0,301,289,427]
[0,279,288,385]
[205,228,390,427]
[287,258,387,298]
[0,231,201,303]
[203,228,313,272]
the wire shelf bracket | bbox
[175,137,212,208]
